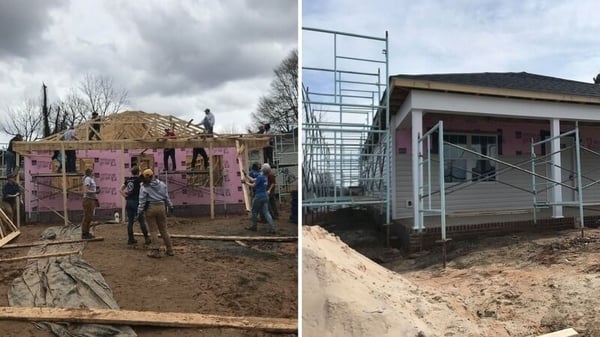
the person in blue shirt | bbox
[2,173,22,225]
[248,162,261,195]
[242,163,275,234]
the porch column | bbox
[390,115,397,220]
[550,118,563,218]
[411,109,423,229]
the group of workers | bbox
[242,162,279,234]
[82,165,174,258]
[2,108,286,254]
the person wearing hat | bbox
[5,133,23,176]
[137,168,174,258]
[81,167,99,239]
[241,163,276,234]
[199,108,215,136]
[2,173,22,225]
[88,112,101,140]
[162,128,177,171]
[120,166,150,246]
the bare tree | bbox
[0,98,43,141]
[55,90,89,127]
[79,73,129,117]
[251,49,298,133]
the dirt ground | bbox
[316,208,600,337]
[0,210,298,337]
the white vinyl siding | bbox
[394,154,551,219]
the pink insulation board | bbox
[24,147,244,213]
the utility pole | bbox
[42,83,51,137]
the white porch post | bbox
[550,118,563,218]
[390,115,397,220]
[411,109,423,229]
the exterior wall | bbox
[394,115,600,220]
[24,147,244,219]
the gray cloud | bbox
[303,0,600,83]
[0,0,64,58]
[104,0,297,97]
[0,0,297,143]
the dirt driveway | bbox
[0,211,298,337]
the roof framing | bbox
[13,110,269,153]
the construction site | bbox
[302,27,600,337]
[0,111,298,337]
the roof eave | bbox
[390,77,600,106]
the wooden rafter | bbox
[13,110,270,153]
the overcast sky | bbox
[0,0,297,144]
[303,0,600,98]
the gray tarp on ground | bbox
[7,225,137,337]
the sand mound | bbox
[302,225,483,337]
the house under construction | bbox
[10,110,269,226]
[303,27,600,256]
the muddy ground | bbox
[321,208,600,337]
[0,210,298,337]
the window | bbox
[443,134,497,183]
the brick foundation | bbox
[394,215,600,253]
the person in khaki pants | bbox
[137,169,174,258]
[81,168,99,239]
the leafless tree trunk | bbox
[251,49,298,133]
[42,83,51,137]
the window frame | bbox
[443,132,498,184]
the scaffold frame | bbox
[302,27,391,223]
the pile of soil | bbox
[313,207,600,336]
[0,211,297,337]
[302,225,483,337]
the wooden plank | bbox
[234,240,248,247]
[0,208,17,232]
[209,142,215,219]
[0,250,79,263]
[1,237,103,249]
[0,231,20,248]
[537,328,579,337]
[61,142,69,227]
[134,233,297,242]
[0,306,297,333]
[236,140,252,212]
[13,137,269,153]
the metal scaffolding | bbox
[302,27,391,222]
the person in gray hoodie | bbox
[137,169,174,258]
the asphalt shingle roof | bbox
[392,72,600,98]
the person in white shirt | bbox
[199,108,215,136]
[81,168,99,239]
